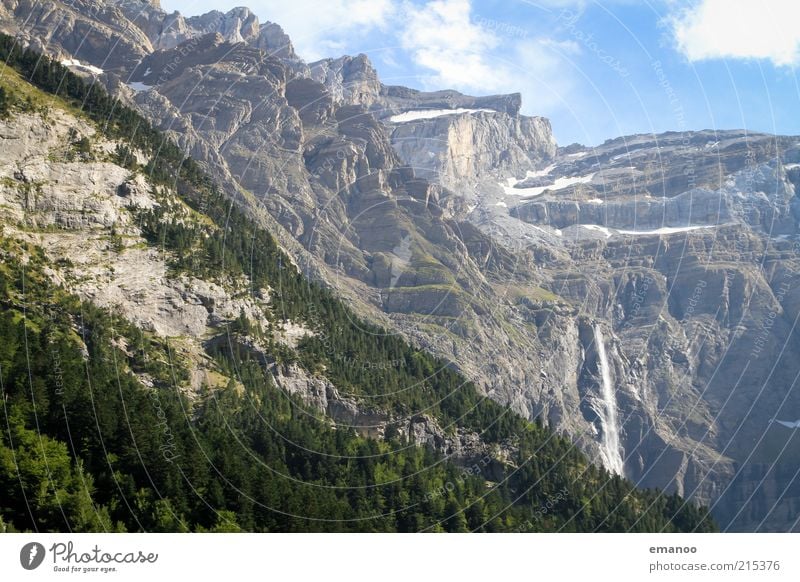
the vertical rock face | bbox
[380,85,524,116]
[255,21,299,60]
[3,0,800,531]
[388,110,556,188]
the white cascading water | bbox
[592,325,625,476]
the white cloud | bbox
[399,0,506,90]
[669,0,800,66]
[398,0,578,113]
[500,37,579,113]
[260,0,396,60]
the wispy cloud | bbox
[399,0,505,90]
[271,0,396,60]
[668,0,800,67]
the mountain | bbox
[2,0,798,531]
[0,34,715,533]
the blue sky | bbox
[162,0,800,146]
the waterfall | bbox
[593,325,625,476]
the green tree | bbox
[0,86,9,118]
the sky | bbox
[161,0,800,146]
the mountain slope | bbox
[0,38,715,532]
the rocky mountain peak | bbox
[309,53,382,107]
[255,20,298,60]
[104,1,297,58]
[186,7,258,43]
[109,0,161,7]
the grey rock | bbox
[388,110,556,189]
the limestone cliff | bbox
[388,110,556,189]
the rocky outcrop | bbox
[309,54,381,107]
[270,361,512,472]
[379,86,523,117]
[0,108,276,339]
[0,95,515,480]
[388,111,556,188]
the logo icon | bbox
[20,542,46,570]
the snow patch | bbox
[524,224,562,238]
[388,108,496,123]
[128,82,151,93]
[524,164,556,179]
[581,224,613,238]
[579,223,717,238]
[501,173,595,197]
[618,225,715,235]
[61,58,103,75]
